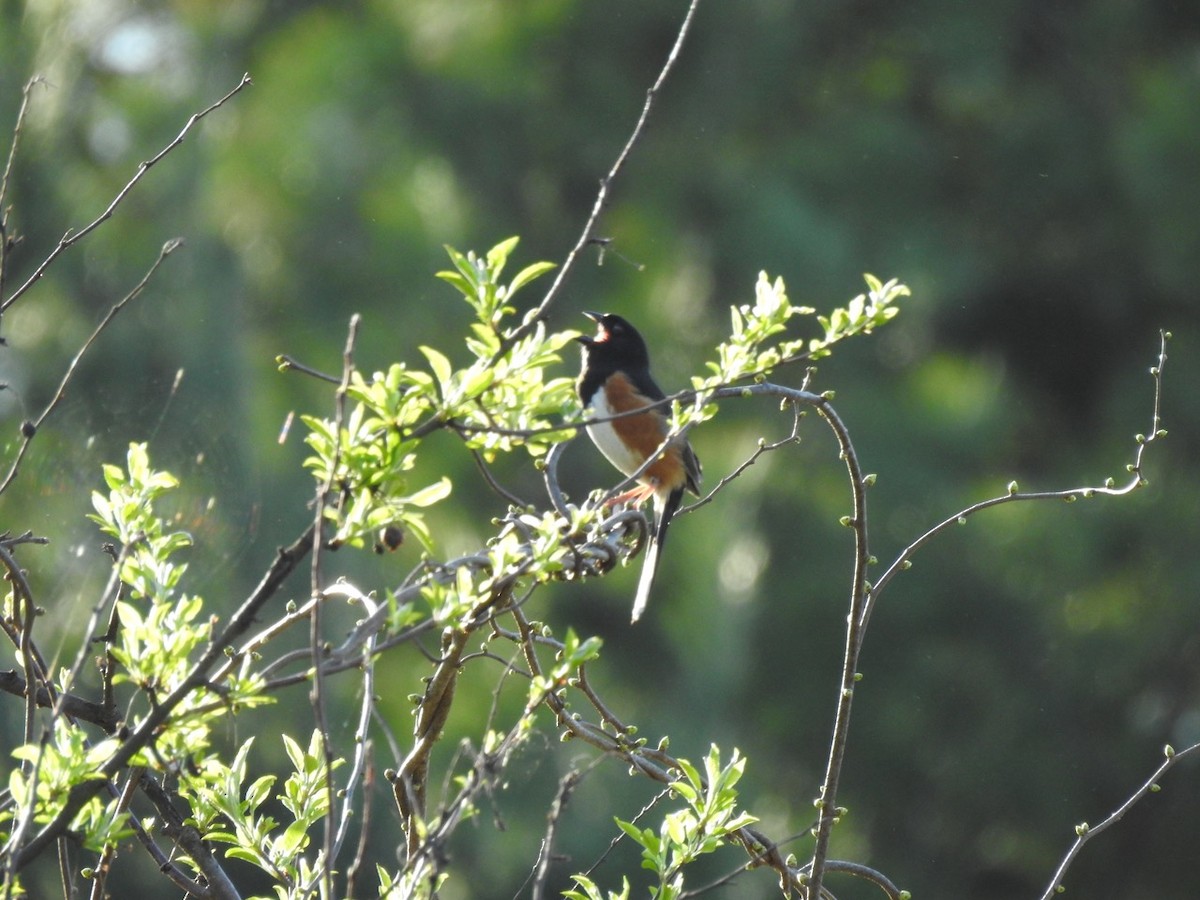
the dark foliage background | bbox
[2,1,1198,897]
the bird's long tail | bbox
[631,488,683,623]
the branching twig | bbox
[684,399,806,515]
[1,74,252,314]
[139,774,242,900]
[681,384,875,900]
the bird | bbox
[576,311,702,622]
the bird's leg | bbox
[605,480,657,508]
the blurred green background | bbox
[2,1,1198,897]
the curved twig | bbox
[862,330,1169,633]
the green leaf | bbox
[420,346,454,392]
[101,463,126,491]
[460,363,496,397]
[508,260,556,295]
[281,733,304,773]
[444,245,480,289]
[405,477,452,508]
[277,819,311,856]
[435,270,474,297]
[224,846,267,865]
[615,817,654,850]
[664,810,689,847]
[244,775,276,810]
[486,235,520,272]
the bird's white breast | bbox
[585,384,645,478]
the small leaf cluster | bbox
[302,237,577,551]
[303,400,452,553]
[530,627,603,706]
[90,441,193,601]
[700,271,908,388]
[3,442,274,864]
[183,732,343,898]
[3,443,279,885]
[85,444,270,759]
[568,746,758,900]
[7,725,130,855]
[415,503,609,624]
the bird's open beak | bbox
[581,311,608,342]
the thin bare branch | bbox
[542,440,573,518]
[344,740,376,899]
[0,77,48,300]
[528,767,588,900]
[314,582,381,885]
[472,448,529,507]
[276,354,342,384]
[509,0,702,343]
[2,74,252,314]
[684,400,805,515]
[1039,740,1200,900]
[0,671,118,733]
[307,313,361,899]
[0,238,184,497]
[0,540,55,745]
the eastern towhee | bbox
[576,312,702,622]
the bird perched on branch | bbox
[576,311,702,622]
